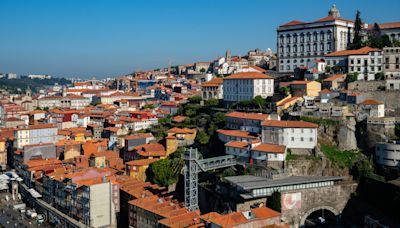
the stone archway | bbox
[300,206,339,226]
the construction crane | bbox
[184,148,236,211]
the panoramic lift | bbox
[183,148,236,211]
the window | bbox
[300,137,304,141]
[351,59,354,64]
[291,137,294,141]
[310,137,313,142]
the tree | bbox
[325,66,331,73]
[196,130,210,144]
[188,96,202,104]
[279,87,290,96]
[143,104,155,109]
[395,123,400,138]
[252,95,267,109]
[221,167,236,177]
[199,68,206,73]
[349,10,363,50]
[269,191,281,212]
[205,98,219,106]
[346,72,359,83]
[146,159,177,186]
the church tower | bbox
[25,86,32,97]
[328,4,341,18]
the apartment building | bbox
[225,111,271,133]
[261,120,318,150]
[383,47,400,79]
[14,124,58,149]
[223,72,274,105]
[277,5,354,72]
[38,95,91,109]
[325,46,382,80]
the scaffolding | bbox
[184,148,236,211]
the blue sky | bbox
[0,0,399,78]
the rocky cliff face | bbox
[286,157,349,177]
[318,117,357,151]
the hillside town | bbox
[0,4,400,228]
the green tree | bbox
[395,123,400,138]
[146,159,177,186]
[196,130,210,144]
[200,68,206,73]
[269,191,281,212]
[375,72,385,80]
[205,98,219,106]
[188,96,202,104]
[252,95,267,109]
[143,104,156,109]
[221,167,236,177]
[349,10,363,49]
[279,87,290,96]
[346,72,359,83]
[325,66,331,73]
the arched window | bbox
[300,33,305,42]
[313,32,318,41]
[286,34,291,43]
[313,43,317,51]
[306,32,311,42]
[306,44,311,52]
[286,45,291,53]
[293,33,298,43]
[320,31,325,41]
[320,43,324,51]
[280,45,284,53]
[280,35,284,44]
[327,30,332,40]
[300,44,304,52]
[293,45,298,53]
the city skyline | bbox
[1,0,400,78]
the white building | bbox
[201,77,224,100]
[223,72,274,104]
[28,74,52,79]
[6,73,17,79]
[358,99,385,120]
[375,141,400,168]
[325,46,383,80]
[368,22,400,42]
[277,4,354,72]
[261,120,318,149]
[14,124,58,149]
[38,95,91,109]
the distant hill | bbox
[0,78,71,94]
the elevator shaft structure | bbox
[184,148,236,211]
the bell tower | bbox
[328,4,341,18]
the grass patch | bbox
[300,116,340,126]
[320,144,358,169]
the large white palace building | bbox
[277,5,354,72]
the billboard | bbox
[281,192,301,211]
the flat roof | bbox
[224,175,343,190]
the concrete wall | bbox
[90,182,114,228]
[281,182,357,227]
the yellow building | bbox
[56,139,82,161]
[0,138,6,170]
[290,80,321,97]
[276,95,304,114]
[89,154,106,168]
[126,158,159,182]
[165,128,197,155]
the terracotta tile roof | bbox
[280,20,306,27]
[361,99,384,105]
[172,115,189,123]
[201,77,224,87]
[224,72,273,80]
[134,143,166,157]
[319,89,333,94]
[209,207,280,227]
[125,133,154,140]
[323,74,346,82]
[261,120,318,128]
[277,96,302,107]
[225,111,269,121]
[280,16,353,27]
[325,46,381,57]
[217,129,258,139]
[251,143,286,153]
[158,211,201,228]
[168,127,196,134]
[224,141,249,149]
[368,22,400,30]
[289,80,313,85]
[126,158,159,166]
[16,123,57,130]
